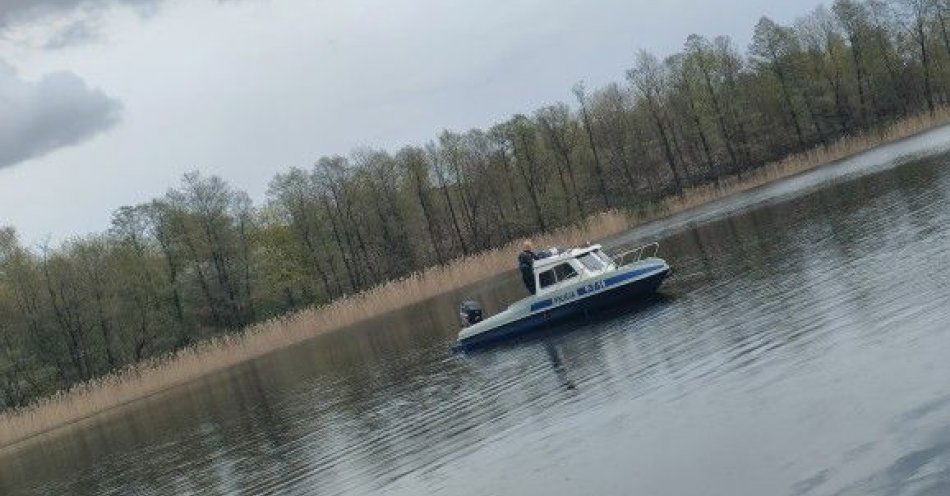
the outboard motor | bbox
[459,300,483,327]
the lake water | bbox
[5,128,950,495]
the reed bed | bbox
[2,108,949,450]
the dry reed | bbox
[2,107,949,451]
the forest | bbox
[2,0,949,410]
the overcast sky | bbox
[0,0,809,244]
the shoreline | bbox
[3,108,950,451]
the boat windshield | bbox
[577,252,605,272]
[593,250,613,267]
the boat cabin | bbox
[532,245,614,295]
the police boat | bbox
[455,243,670,349]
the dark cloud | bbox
[1,0,244,48]
[0,0,165,48]
[0,0,161,28]
[0,61,122,169]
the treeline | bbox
[2,0,950,409]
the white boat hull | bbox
[455,258,670,349]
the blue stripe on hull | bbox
[530,299,553,312]
[456,268,669,349]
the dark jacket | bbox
[518,250,538,272]
[518,250,540,294]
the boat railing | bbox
[611,242,659,267]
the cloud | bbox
[0,0,164,48]
[42,20,102,49]
[0,1,160,28]
[0,61,122,169]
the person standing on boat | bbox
[518,241,540,295]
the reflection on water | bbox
[5,135,950,495]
